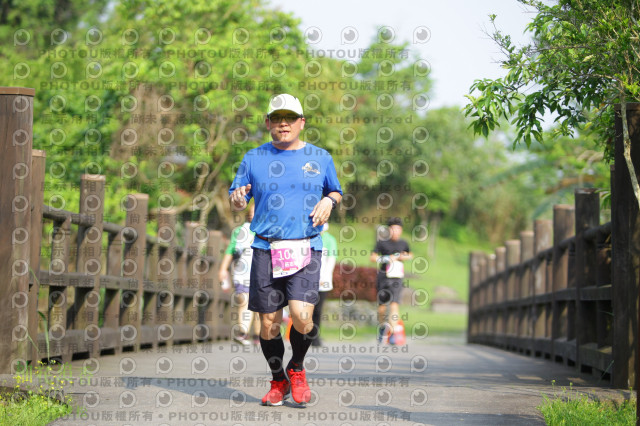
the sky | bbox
[267,0,537,109]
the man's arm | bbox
[392,251,413,262]
[312,157,342,227]
[325,191,342,205]
[392,241,413,262]
[370,241,381,264]
[218,253,233,283]
[310,191,343,228]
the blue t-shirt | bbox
[229,142,342,251]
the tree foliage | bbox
[464,0,640,207]
[1,0,436,232]
[2,0,616,246]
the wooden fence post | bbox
[28,150,46,364]
[174,231,188,342]
[534,220,553,294]
[505,240,520,348]
[192,226,210,342]
[157,209,177,347]
[479,254,488,283]
[74,175,105,358]
[485,254,496,335]
[552,204,575,363]
[0,87,35,374]
[487,254,496,305]
[533,219,553,357]
[50,215,71,362]
[143,237,158,349]
[185,222,202,340]
[205,230,223,340]
[469,251,483,289]
[574,188,600,372]
[520,231,534,298]
[467,251,484,342]
[505,240,521,301]
[612,102,640,389]
[520,231,534,352]
[477,253,487,338]
[495,246,506,337]
[105,226,123,354]
[121,194,148,351]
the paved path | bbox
[28,335,629,425]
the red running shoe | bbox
[286,368,311,404]
[261,379,290,406]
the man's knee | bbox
[259,312,283,337]
[292,320,314,334]
[290,313,314,334]
[260,321,281,338]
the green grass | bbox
[418,236,491,303]
[318,307,467,342]
[402,306,468,335]
[538,382,636,425]
[0,391,72,426]
[0,346,75,426]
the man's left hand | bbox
[310,197,333,227]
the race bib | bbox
[270,239,311,278]
[386,259,405,278]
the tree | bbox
[410,108,546,247]
[464,0,640,208]
[312,40,432,223]
[0,0,109,49]
[2,0,435,236]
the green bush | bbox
[0,392,72,426]
[538,382,636,425]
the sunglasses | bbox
[268,113,302,124]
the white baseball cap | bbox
[267,94,304,116]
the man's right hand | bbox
[229,184,251,211]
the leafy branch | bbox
[465,0,640,209]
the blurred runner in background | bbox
[218,204,260,346]
[370,217,413,345]
[311,223,337,347]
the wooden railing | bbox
[469,103,640,389]
[35,180,231,363]
[1,87,231,374]
[468,190,613,381]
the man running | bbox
[228,94,342,405]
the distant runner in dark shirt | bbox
[370,217,413,344]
